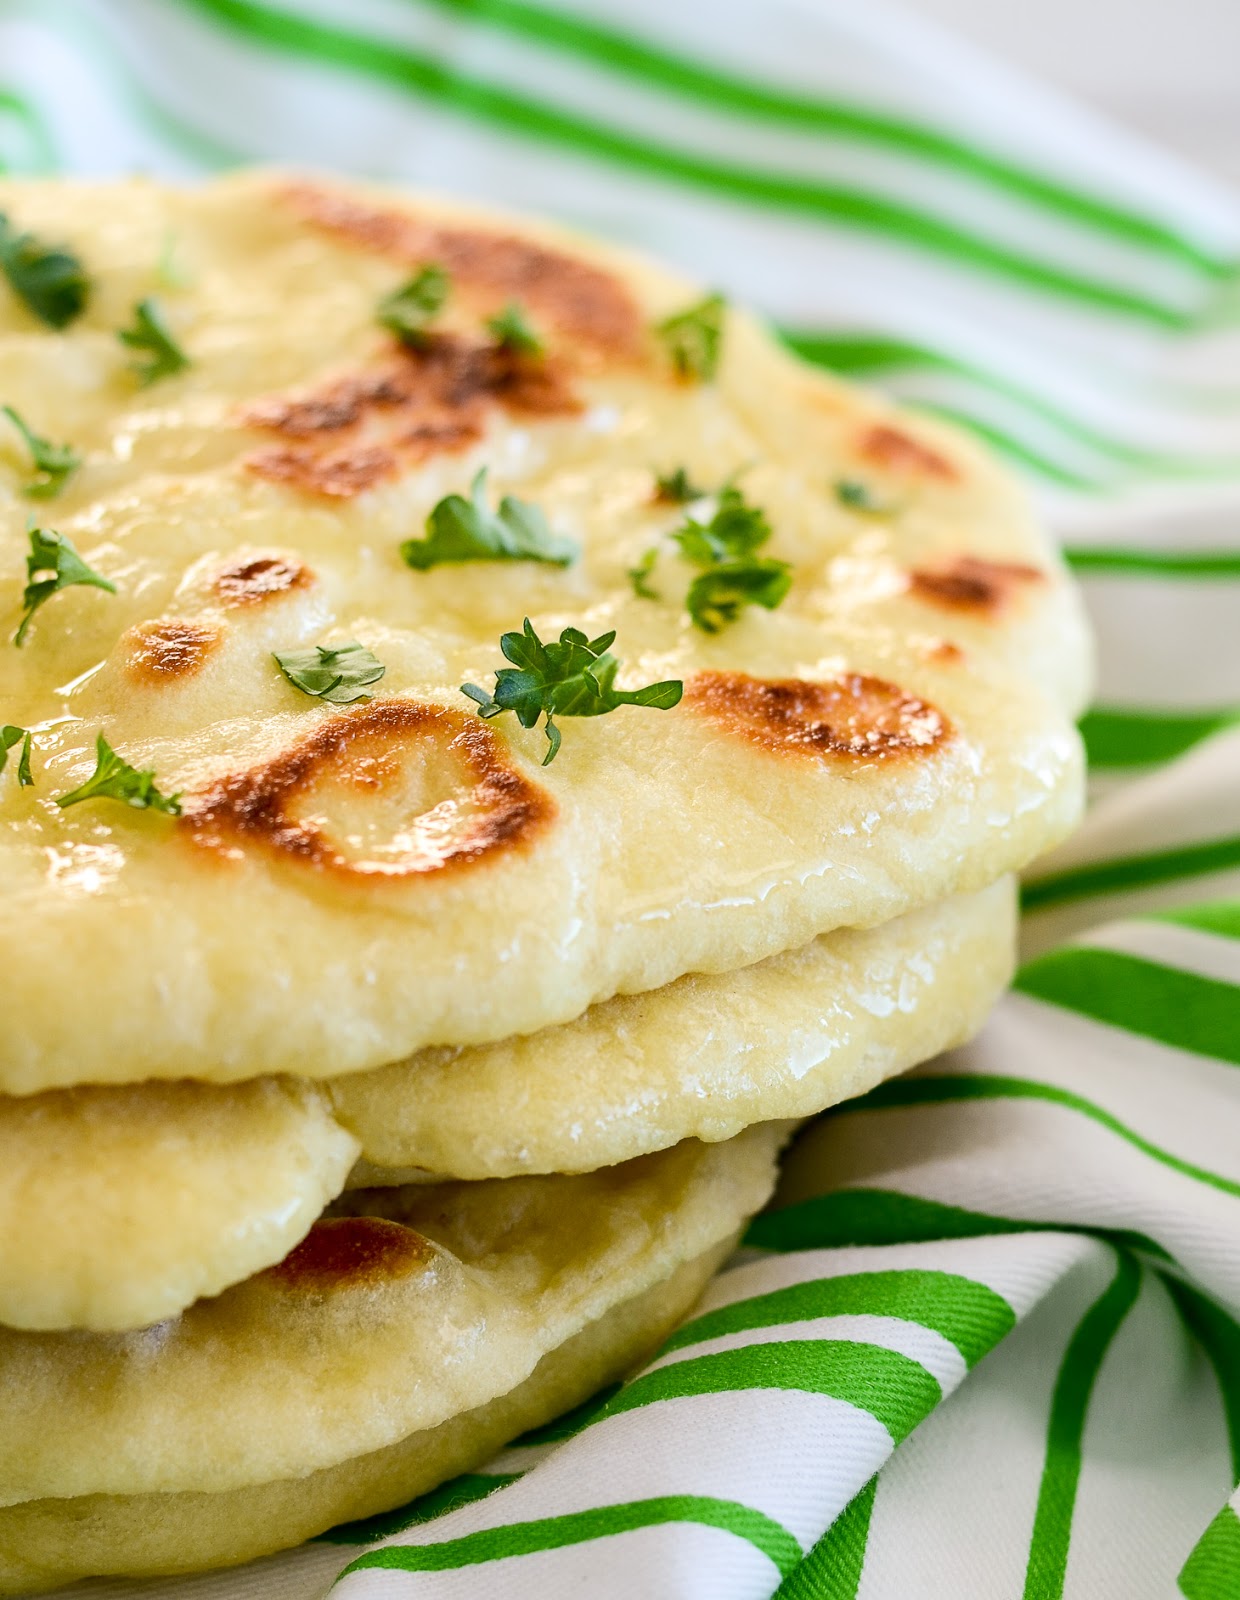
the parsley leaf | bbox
[628,545,661,600]
[14,523,116,647]
[461,619,683,765]
[117,298,190,386]
[0,214,88,328]
[402,469,577,571]
[486,301,544,356]
[2,405,80,499]
[671,485,790,633]
[156,227,193,291]
[835,478,891,514]
[378,264,450,347]
[653,466,705,505]
[0,725,33,786]
[655,293,726,382]
[56,733,181,814]
[672,485,772,566]
[686,561,792,634]
[273,640,386,705]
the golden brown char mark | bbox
[687,670,949,758]
[181,699,555,881]
[859,423,957,481]
[123,620,221,682]
[910,555,1044,615]
[281,181,645,356]
[214,554,315,605]
[241,334,581,499]
[244,443,401,499]
[242,373,410,438]
[265,1216,435,1290]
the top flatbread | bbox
[0,173,1089,1092]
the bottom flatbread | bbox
[0,880,1014,1333]
[0,1123,785,1592]
[0,1242,728,1595]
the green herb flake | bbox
[627,545,661,600]
[156,228,194,291]
[835,478,890,514]
[1,405,80,499]
[672,485,772,566]
[117,298,190,387]
[273,640,386,705]
[0,214,88,328]
[378,264,450,347]
[56,733,180,814]
[671,485,790,632]
[686,561,793,634]
[14,523,116,647]
[486,301,544,356]
[653,466,705,505]
[0,725,33,786]
[402,469,577,572]
[461,619,682,766]
[655,293,726,382]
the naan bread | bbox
[0,173,1088,1093]
[0,1245,727,1596]
[0,1123,783,1506]
[337,876,1014,1181]
[0,1077,360,1333]
[1,881,1011,1331]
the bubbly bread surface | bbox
[0,173,1089,1092]
[0,1122,783,1506]
[0,880,1013,1332]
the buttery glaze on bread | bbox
[0,173,1089,1093]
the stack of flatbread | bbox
[0,173,1090,1593]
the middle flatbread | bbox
[0,879,1013,1332]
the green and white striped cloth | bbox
[6,1,1240,1595]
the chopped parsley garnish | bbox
[2,405,80,499]
[378,264,450,347]
[655,293,726,382]
[629,477,790,628]
[156,228,193,291]
[486,301,544,356]
[672,485,791,633]
[627,545,660,599]
[273,640,386,705]
[0,214,88,328]
[117,298,190,386]
[835,478,890,514]
[0,725,33,786]
[672,485,772,566]
[56,733,181,814]
[461,619,683,766]
[686,562,792,634]
[653,466,705,505]
[402,469,577,571]
[14,524,115,647]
